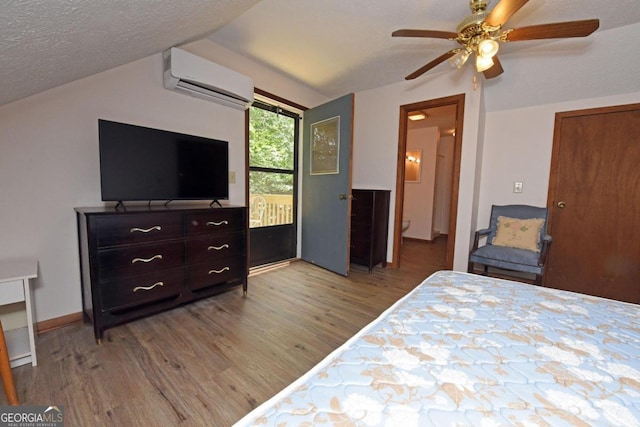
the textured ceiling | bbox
[3,0,640,108]
[0,0,259,106]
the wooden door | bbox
[546,103,640,304]
[301,94,354,276]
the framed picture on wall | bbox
[310,116,340,175]
[405,150,422,182]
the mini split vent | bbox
[163,47,254,110]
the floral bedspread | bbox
[233,271,640,426]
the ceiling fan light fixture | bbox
[478,39,499,58]
[448,49,472,69]
[475,54,494,72]
[393,1,600,81]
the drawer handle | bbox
[131,255,163,264]
[133,282,164,292]
[208,267,230,275]
[130,226,162,233]
[208,244,229,251]
[206,220,228,227]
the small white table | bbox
[0,259,38,367]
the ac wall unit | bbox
[163,47,254,110]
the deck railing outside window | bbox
[249,194,293,228]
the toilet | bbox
[401,219,411,243]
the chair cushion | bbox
[492,216,544,252]
[469,245,543,275]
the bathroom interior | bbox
[401,105,456,257]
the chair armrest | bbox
[471,228,492,252]
[538,234,552,266]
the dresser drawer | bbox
[350,222,372,240]
[350,238,370,260]
[77,205,248,342]
[351,207,373,224]
[97,241,185,281]
[100,268,185,311]
[351,191,374,217]
[186,233,245,264]
[187,258,245,291]
[351,200,372,223]
[96,213,182,247]
[352,190,373,205]
[185,210,245,237]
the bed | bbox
[233,271,640,426]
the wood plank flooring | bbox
[7,239,446,426]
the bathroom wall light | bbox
[405,150,422,182]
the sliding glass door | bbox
[248,101,299,267]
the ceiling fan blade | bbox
[484,0,529,28]
[392,29,458,39]
[506,19,600,41]
[483,55,504,79]
[405,50,457,80]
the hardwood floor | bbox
[8,238,446,425]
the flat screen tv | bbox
[98,119,229,203]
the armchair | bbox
[468,204,551,286]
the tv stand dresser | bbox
[75,205,248,343]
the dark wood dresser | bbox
[350,189,390,272]
[75,205,248,343]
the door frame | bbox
[245,88,308,269]
[392,94,465,269]
[247,100,300,267]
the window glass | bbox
[249,106,295,170]
[249,171,294,228]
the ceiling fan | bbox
[393,0,599,80]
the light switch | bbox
[513,181,523,193]
[229,171,236,184]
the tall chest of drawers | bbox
[75,206,247,343]
[350,189,390,272]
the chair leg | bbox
[482,265,489,276]
[535,274,543,286]
[0,321,19,405]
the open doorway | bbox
[248,100,299,267]
[392,94,465,269]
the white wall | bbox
[477,90,640,229]
[435,135,455,234]
[353,67,485,270]
[4,22,638,324]
[0,40,326,323]
[0,55,244,324]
